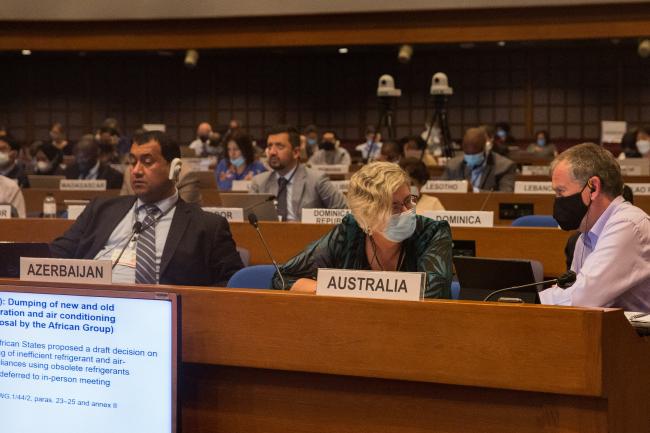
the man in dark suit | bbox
[0,137,29,188]
[442,127,517,192]
[64,135,123,189]
[51,130,243,286]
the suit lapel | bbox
[87,196,136,258]
[160,200,192,276]
[480,154,495,189]
[291,165,306,217]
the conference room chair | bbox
[511,214,558,227]
[227,264,276,289]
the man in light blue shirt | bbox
[540,143,650,311]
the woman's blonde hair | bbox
[347,161,410,234]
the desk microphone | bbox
[248,213,286,290]
[482,270,576,302]
[243,195,276,213]
[111,221,143,270]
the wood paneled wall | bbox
[1,43,649,145]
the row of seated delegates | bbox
[307,130,352,166]
[274,161,453,298]
[525,130,558,160]
[50,130,244,286]
[63,135,123,188]
[42,122,73,156]
[189,119,242,159]
[214,132,267,191]
[541,142,650,311]
[250,125,348,221]
[442,127,517,192]
[0,174,26,217]
[618,126,650,160]
[0,136,30,187]
[354,125,383,162]
[398,158,445,213]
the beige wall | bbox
[1,0,646,21]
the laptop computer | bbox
[219,193,279,222]
[0,243,52,278]
[453,256,542,303]
[27,175,66,189]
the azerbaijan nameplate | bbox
[20,258,112,285]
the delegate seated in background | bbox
[308,130,352,166]
[33,142,64,175]
[0,174,26,217]
[376,140,403,164]
[275,161,453,298]
[442,127,517,192]
[0,137,29,188]
[526,130,557,160]
[399,157,445,213]
[64,135,123,189]
[214,132,266,191]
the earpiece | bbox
[168,158,182,181]
[588,180,595,192]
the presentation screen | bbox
[0,285,179,433]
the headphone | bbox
[168,158,182,181]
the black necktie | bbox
[277,177,288,222]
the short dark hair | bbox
[99,126,119,137]
[535,130,550,141]
[226,132,255,166]
[0,136,19,152]
[399,157,429,186]
[303,124,318,135]
[267,125,300,149]
[132,130,180,162]
[322,130,338,140]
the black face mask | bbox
[553,183,590,231]
[198,134,210,142]
[319,141,335,151]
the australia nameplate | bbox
[316,268,424,301]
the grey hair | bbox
[550,142,623,198]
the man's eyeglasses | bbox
[392,195,418,214]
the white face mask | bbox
[0,152,10,168]
[637,140,650,155]
[36,160,53,173]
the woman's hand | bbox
[291,278,317,294]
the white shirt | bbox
[540,196,650,312]
[93,191,179,284]
[355,141,383,161]
[0,175,25,218]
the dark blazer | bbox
[50,196,243,286]
[64,162,124,189]
[3,162,30,188]
[442,151,517,192]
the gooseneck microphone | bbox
[248,213,286,290]
[482,270,577,302]
[111,221,143,270]
[243,195,276,213]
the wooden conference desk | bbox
[1,279,648,433]
[0,220,572,277]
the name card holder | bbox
[231,180,252,192]
[202,207,245,222]
[620,165,643,176]
[311,164,349,174]
[514,181,554,194]
[521,166,550,176]
[316,268,424,301]
[59,179,107,191]
[330,180,350,192]
[301,208,351,224]
[421,180,469,194]
[20,258,112,285]
[0,204,12,219]
[67,205,87,220]
[628,183,650,196]
[421,211,494,227]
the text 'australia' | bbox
[327,276,408,292]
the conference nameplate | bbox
[231,180,252,192]
[331,180,350,192]
[0,204,11,219]
[181,157,212,172]
[67,205,86,220]
[521,165,550,176]
[421,180,469,193]
[629,183,650,196]
[620,165,643,176]
[20,258,112,285]
[514,181,554,194]
[311,164,349,174]
[202,207,245,222]
[59,179,107,191]
[302,208,351,224]
[421,211,494,227]
[316,268,424,301]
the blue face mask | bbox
[230,156,245,168]
[383,208,416,243]
[496,129,507,139]
[463,152,485,168]
[537,138,546,147]
[307,138,317,146]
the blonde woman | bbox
[273,161,453,298]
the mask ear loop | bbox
[579,178,597,269]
